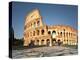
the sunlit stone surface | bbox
[24,9,78,47]
[12,46,78,58]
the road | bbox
[12,46,78,58]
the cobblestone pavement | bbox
[12,46,78,58]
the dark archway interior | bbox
[52,31,56,34]
[52,38,56,41]
[52,38,56,45]
[57,39,62,46]
[48,31,51,34]
[47,39,50,46]
[41,29,44,35]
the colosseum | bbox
[24,9,78,47]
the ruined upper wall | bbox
[25,9,41,25]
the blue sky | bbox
[12,2,78,39]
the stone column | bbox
[34,39,37,45]
[40,29,41,36]
[39,40,41,45]
[49,39,52,46]
[36,21,37,27]
[62,30,65,44]
[44,39,46,45]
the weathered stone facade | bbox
[24,9,78,46]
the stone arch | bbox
[48,31,51,34]
[52,30,56,38]
[60,32,62,36]
[33,31,35,36]
[66,32,68,37]
[37,30,39,35]
[41,39,44,45]
[52,31,56,33]
[30,32,32,36]
[34,22,36,28]
[31,23,32,27]
[41,29,44,35]
[69,32,70,37]
[37,21,40,26]
[46,39,50,46]
[52,38,56,46]
[36,40,39,45]
[57,39,62,46]
[29,40,35,47]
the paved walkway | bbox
[12,46,78,58]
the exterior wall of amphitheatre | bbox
[24,9,78,46]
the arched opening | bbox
[52,31,56,33]
[37,21,40,26]
[57,39,62,46]
[67,40,68,44]
[52,38,56,41]
[52,38,56,46]
[58,32,59,35]
[31,23,32,27]
[36,40,39,45]
[52,31,56,38]
[63,29,65,31]
[47,39,50,46]
[41,29,44,35]
[37,30,39,35]
[48,31,51,34]
[66,32,68,37]
[71,33,72,37]
[33,31,35,36]
[41,39,44,45]
[69,32,70,37]
[29,40,35,47]
[28,32,29,37]
[30,32,32,36]
[34,22,36,28]
[60,32,62,36]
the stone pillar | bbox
[62,31,65,44]
[39,40,41,45]
[40,29,41,36]
[49,39,52,46]
[34,40,37,45]
[36,21,37,27]
[44,39,46,45]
